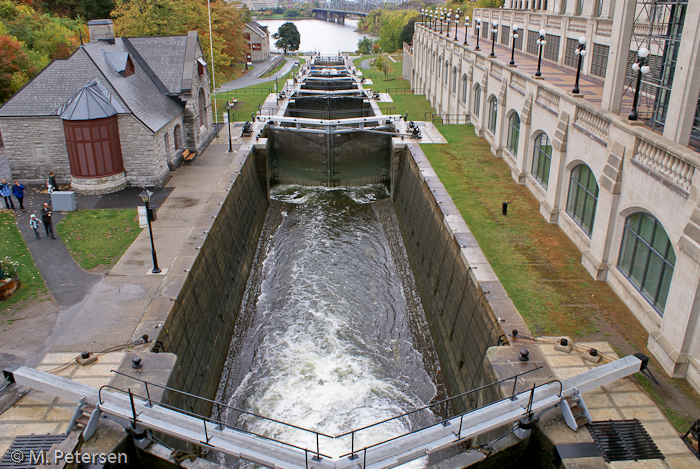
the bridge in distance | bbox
[312,0,382,23]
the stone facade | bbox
[408,21,700,393]
[0,27,215,194]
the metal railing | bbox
[422,113,471,125]
[98,366,560,465]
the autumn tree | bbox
[273,22,299,54]
[0,34,34,102]
[373,54,391,79]
[111,0,248,79]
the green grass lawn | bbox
[0,211,48,311]
[420,124,632,338]
[353,55,436,119]
[56,209,141,271]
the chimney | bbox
[87,19,115,44]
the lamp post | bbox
[225,101,234,152]
[571,36,587,95]
[446,12,451,37]
[439,10,444,34]
[139,189,161,274]
[463,16,469,46]
[629,47,650,121]
[509,23,519,66]
[475,19,481,51]
[490,20,498,58]
[454,12,460,41]
[535,29,546,77]
[421,8,424,24]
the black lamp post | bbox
[139,189,161,274]
[571,36,587,94]
[629,47,650,120]
[490,20,498,58]
[225,101,234,152]
[446,12,451,37]
[535,29,546,77]
[475,19,481,51]
[454,12,460,41]
[463,16,469,46]
[509,23,519,66]
[421,8,424,24]
[439,10,444,34]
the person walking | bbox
[29,214,41,239]
[41,203,56,239]
[12,181,25,211]
[0,180,14,210]
[47,172,58,193]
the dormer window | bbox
[104,51,134,77]
[197,57,207,76]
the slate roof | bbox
[246,21,268,39]
[127,36,188,94]
[53,78,126,120]
[0,35,192,133]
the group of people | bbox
[0,180,25,211]
[1,173,60,240]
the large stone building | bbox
[406,0,700,391]
[0,19,215,194]
[245,21,271,62]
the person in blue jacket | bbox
[12,181,24,212]
[0,180,14,210]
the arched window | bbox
[507,112,520,156]
[198,88,206,127]
[452,67,458,93]
[487,95,497,134]
[173,124,182,150]
[462,74,468,104]
[438,56,442,78]
[532,133,552,188]
[473,84,481,117]
[444,62,449,85]
[566,164,599,236]
[618,213,675,314]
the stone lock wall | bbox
[158,148,269,416]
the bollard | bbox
[502,201,508,215]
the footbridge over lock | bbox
[0,60,665,469]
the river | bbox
[256,18,376,55]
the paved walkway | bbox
[218,55,298,91]
[424,27,637,114]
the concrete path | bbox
[218,55,298,91]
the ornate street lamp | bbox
[439,10,444,34]
[490,20,498,58]
[509,23,519,66]
[421,8,424,24]
[572,36,587,94]
[139,189,161,274]
[226,101,234,152]
[629,47,650,121]
[463,16,469,46]
[446,11,451,37]
[454,11,460,41]
[474,19,481,51]
[535,29,546,77]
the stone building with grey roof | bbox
[0,19,215,194]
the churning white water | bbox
[214,185,440,466]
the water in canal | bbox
[257,18,375,55]
[214,184,443,466]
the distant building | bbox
[0,19,215,194]
[244,0,276,11]
[245,21,271,62]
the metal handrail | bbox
[98,366,561,464]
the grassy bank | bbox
[57,209,141,271]
[0,211,48,312]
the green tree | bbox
[273,21,300,54]
[357,36,374,54]
[373,53,391,79]
[282,8,301,18]
[398,16,417,46]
